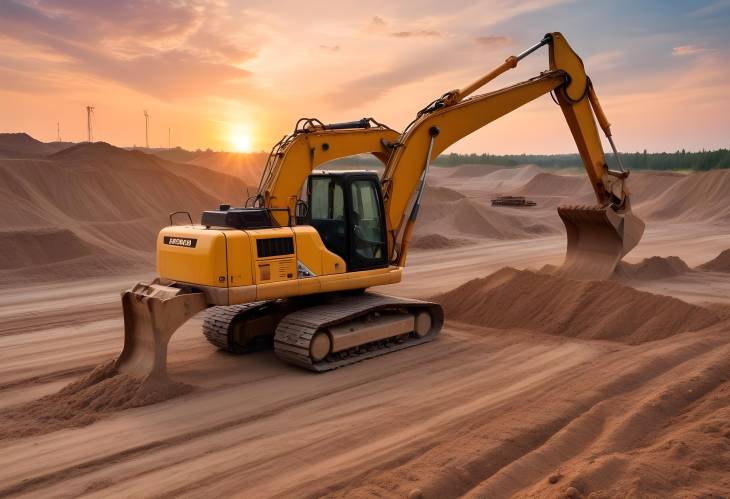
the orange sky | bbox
[1,0,728,154]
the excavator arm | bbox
[256,118,399,224]
[382,32,644,278]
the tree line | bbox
[327,149,730,171]
[433,149,730,171]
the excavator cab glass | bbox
[307,172,388,272]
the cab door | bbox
[346,175,387,271]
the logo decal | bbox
[164,236,197,248]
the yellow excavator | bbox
[117,32,644,381]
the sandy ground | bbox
[1,223,729,498]
[1,153,729,497]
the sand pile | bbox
[698,248,730,272]
[416,196,557,240]
[437,268,721,343]
[517,172,591,197]
[482,164,543,185]
[638,168,730,222]
[0,228,96,269]
[410,233,472,250]
[423,184,465,202]
[0,360,192,441]
[0,142,251,282]
[0,132,70,158]
[614,256,691,280]
[445,164,505,178]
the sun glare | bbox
[230,129,253,153]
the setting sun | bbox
[230,129,253,153]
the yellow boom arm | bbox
[256,118,399,223]
[382,32,644,273]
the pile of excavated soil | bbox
[517,172,591,197]
[0,132,70,158]
[423,184,465,202]
[0,360,192,440]
[0,228,96,269]
[445,164,505,178]
[614,256,691,280]
[416,197,558,240]
[0,142,252,282]
[437,268,721,344]
[638,168,730,222]
[698,248,730,272]
[410,233,472,250]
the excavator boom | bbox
[382,32,645,279]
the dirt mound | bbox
[0,360,192,441]
[411,233,472,250]
[0,132,69,158]
[698,248,730,272]
[614,256,691,280]
[437,268,721,343]
[517,172,591,197]
[416,196,558,240]
[0,228,96,269]
[638,168,730,222]
[446,164,505,178]
[0,142,250,281]
[482,164,544,184]
[451,199,555,238]
[423,185,465,202]
[624,171,685,204]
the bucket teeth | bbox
[116,280,207,380]
[557,203,645,280]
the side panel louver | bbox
[257,237,294,258]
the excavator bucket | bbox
[116,280,207,381]
[557,202,645,280]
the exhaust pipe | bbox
[117,280,207,380]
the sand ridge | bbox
[699,248,730,272]
[614,255,692,280]
[436,267,722,344]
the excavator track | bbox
[274,293,443,372]
[202,302,272,353]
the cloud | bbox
[474,36,511,48]
[371,16,387,27]
[390,29,441,38]
[672,45,711,56]
[587,50,624,71]
[689,0,730,17]
[319,45,341,52]
[0,0,257,99]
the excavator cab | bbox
[306,171,388,272]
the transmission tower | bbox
[86,106,95,142]
[144,110,150,148]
